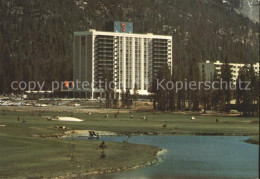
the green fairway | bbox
[0,110,258,137]
[0,111,160,178]
[0,110,258,178]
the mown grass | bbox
[0,110,259,136]
[0,110,258,178]
[0,111,161,178]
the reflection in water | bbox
[79,136,258,179]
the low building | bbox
[199,61,259,84]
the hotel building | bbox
[199,60,259,84]
[73,22,172,98]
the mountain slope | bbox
[0,0,259,93]
[235,0,259,23]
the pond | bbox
[80,136,258,179]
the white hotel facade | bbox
[73,26,172,98]
[214,61,259,84]
[199,60,259,85]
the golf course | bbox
[0,109,259,178]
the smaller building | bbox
[198,60,215,80]
[198,61,260,84]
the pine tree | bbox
[211,70,220,110]
[169,67,175,111]
[220,56,232,113]
[189,59,200,111]
[235,64,256,116]
[154,64,172,111]
[121,89,125,108]
[104,69,113,108]
[124,89,132,109]
[201,64,207,113]
[133,83,138,108]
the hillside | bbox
[0,0,259,93]
[235,0,259,23]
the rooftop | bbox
[74,29,172,40]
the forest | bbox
[0,0,259,93]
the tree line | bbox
[151,58,259,116]
[100,55,259,117]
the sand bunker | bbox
[57,117,83,122]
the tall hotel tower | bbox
[73,21,172,98]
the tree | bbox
[189,59,200,111]
[150,76,158,110]
[201,64,207,113]
[254,73,259,116]
[121,89,125,108]
[168,66,175,111]
[154,64,172,111]
[124,88,132,109]
[104,70,114,108]
[133,83,138,108]
[187,63,193,109]
[211,70,221,110]
[220,56,232,113]
[248,64,257,115]
[207,72,213,110]
[236,65,250,116]
[248,63,257,107]
[236,64,258,116]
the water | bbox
[82,136,259,179]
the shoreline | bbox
[55,148,164,179]
[40,133,257,179]
[245,136,259,145]
[43,129,258,139]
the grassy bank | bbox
[0,134,159,178]
[245,136,259,145]
[0,111,160,178]
[0,110,258,178]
